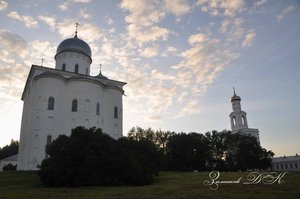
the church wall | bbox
[18,74,123,170]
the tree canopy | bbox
[38,127,161,187]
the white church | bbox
[17,30,126,170]
[229,89,260,143]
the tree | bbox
[38,127,160,187]
[166,133,210,171]
[224,132,274,171]
[0,140,19,160]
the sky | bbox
[0,0,299,157]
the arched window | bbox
[96,103,100,116]
[72,99,78,112]
[85,99,90,112]
[62,64,66,71]
[232,116,236,126]
[48,97,55,110]
[86,68,88,75]
[75,64,79,73]
[242,116,246,125]
[114,106,118,118]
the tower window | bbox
[48,97,55,110]
[114,106,118,118]
[96,103,100,116]
[75,64,79,73]
[62,64,66,71]
[232,116,236,126]
[242,116,246,125]
[72,99,78,112]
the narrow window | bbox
[72,99,78,112]
[46,135,52,146]
[114,106,118,118]
[290,163,293,169]
[62,64,66,71]
[96,103,100,116]
[276,165,279,170]
[232,116,236,126]
[285,164,288,169]
[280,164,283,169]
[48,97,55,110]
[75,64,79,73]
[85,99,90,112]
[295,163,298,169]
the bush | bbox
[2,163,17,171]
[38,127,160,187]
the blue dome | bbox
[56,35,92,58]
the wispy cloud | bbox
[0,0,8,10]
[57,19,101,42]
[7,11,39,28]
[277,5,296,22]
[38,15,56,31]
[164,0,191,16]
[58,0,92,10]
[79,8,92,19]
[197,0,245,17]
[242,29,256,47]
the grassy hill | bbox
[0,171,299,199]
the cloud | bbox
[140,45,159,57]
[164,0,191,16]
[197,0,245,17]
[7,11,39,28]
[57,19,101,42]
[242,29,256,47]
[120,0,171,46]
[127,24,170,46]
[58,0,92,10]
[277,5,296,22]
[79,8,92,19]
[176,100,201,118]
[188,33,207,45]
[38,15,56,31]
[120,0,165,27]
[0,29,28,58]
[253,0,267,8]
[0,0,8,10]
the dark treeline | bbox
[36,126,273,187]
[0,140,18,160]
[127,127,274,172]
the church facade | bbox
[229,90,260,143]
[17,33,126,170]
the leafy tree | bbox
[38,127,160,187]
[0,140,19,160]
[225,132,274,171]
[166,133,210,171]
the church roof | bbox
[21,65,127,100]
[55,35,92,59]
[0,154,18,162]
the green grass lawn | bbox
[0,171,299,199]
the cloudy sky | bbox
[0,0,299,156]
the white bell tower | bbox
[229,88,260,143]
